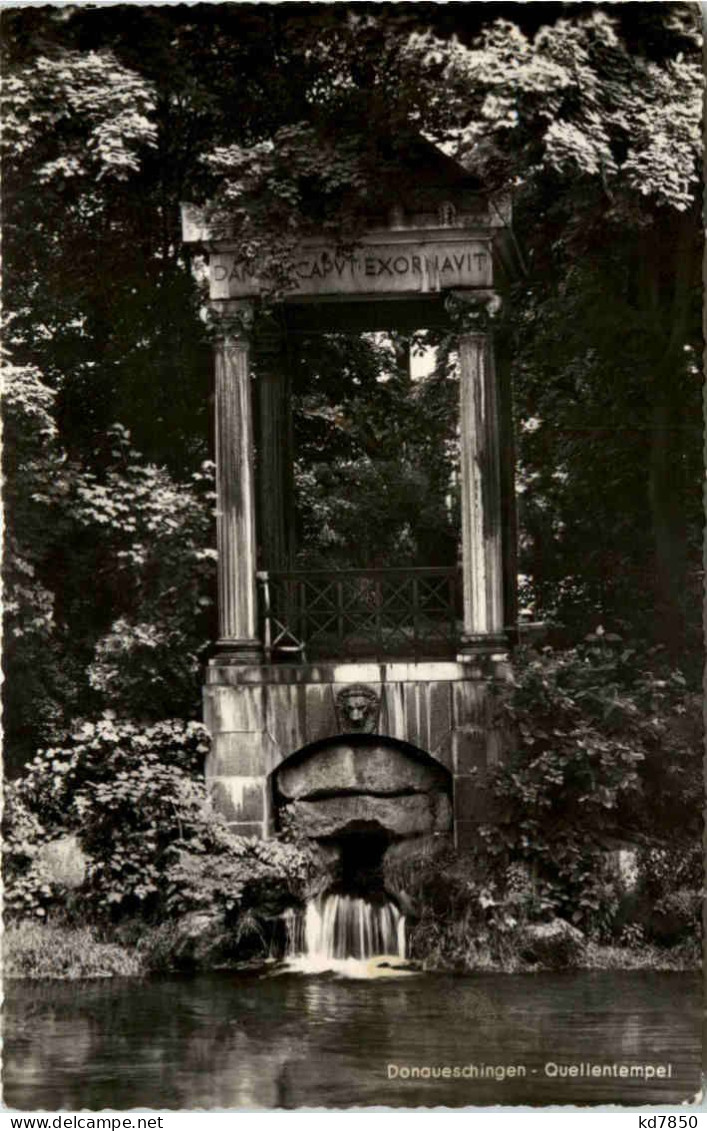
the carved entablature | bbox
[182,206,509,306]
[200,235,494,302]
[335,684,380,734]
[181,129,512,307]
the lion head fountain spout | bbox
[336,684,380,734]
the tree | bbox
[3,361,80,768]
[2,359,215,773]
[290,331,459,569]
[1,32,211,471]
[397,8,702,652]
[2,4,702,775]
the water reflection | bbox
[4,971,701,1110]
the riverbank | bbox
[4,923,142,979]
[5,921,700,980]
[416,940,700,975]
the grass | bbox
[4,916,269,979]
[407,914,702,974]
[581,939,701,972]
[4,920,700,980]
[4,922,143,980]
[410,934,702,974]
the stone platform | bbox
[204,657,510,851]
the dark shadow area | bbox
[325,825,391,897]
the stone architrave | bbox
[213,302,261,660]
[458,314,506,650]
[207,235,494,301]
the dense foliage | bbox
[291,332,460,568]
[1,5,702,968]
[4,719,312,927]
[3,4,702,773]
[483,640,701,941]
[383,637,701,963]
[3,361,216,772]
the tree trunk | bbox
[644,213,697,656]
[648,395,687,655]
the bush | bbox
[4,716,313,939]
[385,842,555,969]
[4,717,211,918]
[164,834,314,922]
[2,790,65,921]
[635,844,702,944]
[481,640,702,943]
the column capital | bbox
[210,299,256,344]
[445,289,502,335]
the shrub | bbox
[4,716,314,934]
[635,844,702,944]
[385,841,555,969]
[4,718,211,919]
[481,641,702,942]
[2,789,64,921]
[164,834,314,922]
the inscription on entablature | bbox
[209,238,493,300]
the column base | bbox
[458,632,509,657]
[213,637,263,663]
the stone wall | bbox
[204,658,510,850]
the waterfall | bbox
[284,892,408,974]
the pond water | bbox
[4,969,701,1110]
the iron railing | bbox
[257,567,461,661]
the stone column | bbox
[458,323,506,652]
[256,316,294,571]
[212,302,261,661]
[496,331,519,632]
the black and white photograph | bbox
[2,0,703,1113]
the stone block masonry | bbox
[204,658,510,850]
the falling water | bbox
[284,892,408,975]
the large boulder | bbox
[282,790,452,840]
[276,742,448,801]
[36,835,88,889]
[520,919,586,969]
[140,912,232,971]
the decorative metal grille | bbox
[257,567,461,661]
